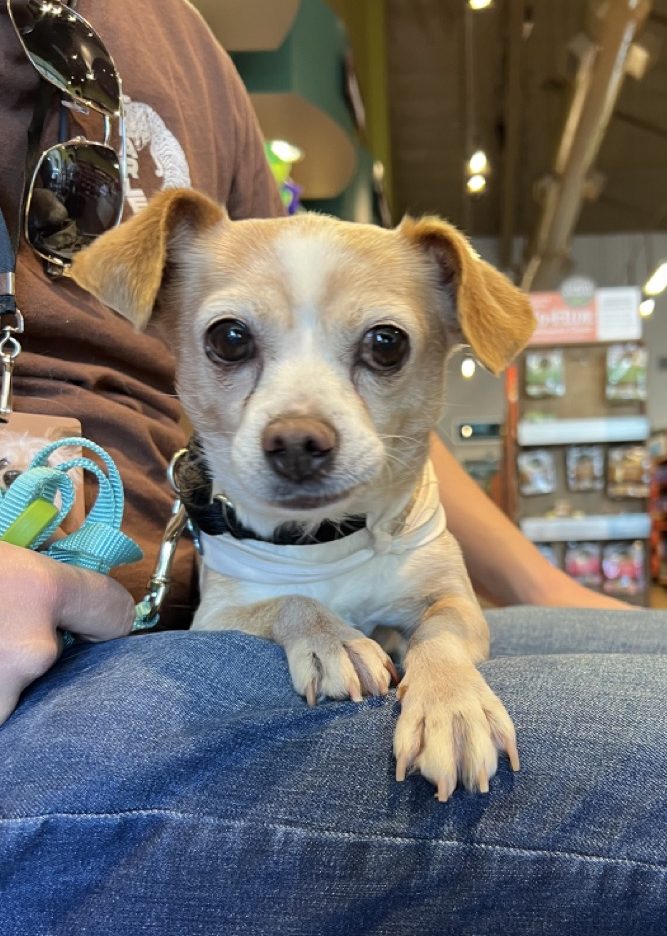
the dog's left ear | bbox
[71,188,225,329]
[399,216,535,374]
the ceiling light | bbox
[639,297,655,318]
[468,149,489,175]
[468,0,493,9]
[643,261,667,296]
[460,424,473,439]
[268,140,304,164]
[461,356,477,379]
[466,173,487,194]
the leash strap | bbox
[0,436,146,639]
[0,209,16,315]
[4,436,143,570]
[0,208,23,421]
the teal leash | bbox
[0,436,167,638]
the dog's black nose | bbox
[262,417,337,484]
[3,469,21,488]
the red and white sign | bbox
[528,286,642,345]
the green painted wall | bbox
[233,1,354,138]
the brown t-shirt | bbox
[0,0,284,625]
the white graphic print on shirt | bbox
[122,95,192,214]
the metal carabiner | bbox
[0,327,22,422]
[133,448,197,630]
[134,499,189,629]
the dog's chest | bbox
[194,460,452,635]
[196,530,449,635]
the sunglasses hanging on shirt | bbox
[8,0,127,276]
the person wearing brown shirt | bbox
[1,0,284,629]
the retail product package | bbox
[524,349,566,398]
[601,540,645,596]
[605,343,647,401]
[536,542,559,567]
[566,445,605,492]
[517,449,557,496]
[607,445,651,498]
[565,542,602,588]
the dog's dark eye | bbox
[360,325,410,371]
[205,319,255,364]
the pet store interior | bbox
[194,0,667,608]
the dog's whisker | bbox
[378,433,421,445]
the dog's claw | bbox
[436,778,450,803]
[507,741,521,772]
[384,658,400,686]
[477,771,490,794]
[306,680,317,707]
[347,681,363,703]
[396,755,408,783]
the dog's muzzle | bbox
[261,417,338,484]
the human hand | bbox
[0,542,135,725]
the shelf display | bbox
[607,445,651,498]
[507,283,650,605]
[517,449,556,495]
[517,414,650,447]
[566,445,605,492]
[605,343,647,401]
[601,540,646,597]
[565,542,602,588]
[649,433,667,587]
[536,543,559,566]
[520,513,651,542]
[525,349,565,398]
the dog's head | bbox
[72,189,534,536]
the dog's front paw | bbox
[281,616,398,706]
[394,657,519,802]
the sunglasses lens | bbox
[27,143,123,263]
[9,0,120,115]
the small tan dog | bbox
[72,189,535,801]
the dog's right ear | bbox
[71,188,225,329]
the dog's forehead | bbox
[273,228,346,308]
[203,215,431,314]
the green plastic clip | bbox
[0,498,59,548]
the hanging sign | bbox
[528,281,642,345]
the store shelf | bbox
[520,513,651,542]
[650,434,667,583]
[517,415,650,447]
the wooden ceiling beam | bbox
[521,0,652,292]
[499,0,525,276]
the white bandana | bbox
[199,460,446,586]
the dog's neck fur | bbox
[175,433,426,547]
[213,452,427,551]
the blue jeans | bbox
[1,607,666,935]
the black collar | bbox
[173,438,367,546]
